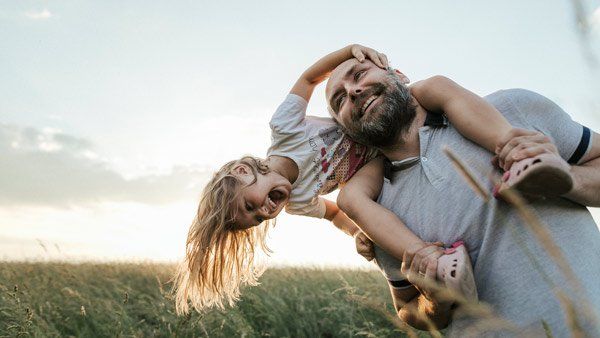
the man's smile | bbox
[354,94,379,121]
[361,95,378,118]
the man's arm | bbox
[564,131,600,206]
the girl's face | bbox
[231,164,292,230]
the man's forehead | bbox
[326,59,361,97]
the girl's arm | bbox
[336,157,430,259]
[410,76,512,153]
[323,199,376,261]
[336,158,451,328]
[290,44,388,103]
[323,199,359,236]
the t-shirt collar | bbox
[383,111,447,179]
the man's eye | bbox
[354,70,365,81]
[337,94,346,109]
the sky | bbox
[1,0,600,267]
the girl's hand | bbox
[493,128,560,171]
[350,44,389,69]
[354,231,375,261]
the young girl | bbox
[174,45,573,314]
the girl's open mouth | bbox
[267,188,287,213]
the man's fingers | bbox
[497,133,550,160]
[496,128,540,153]
[498,135,530,161]
[491,155,500,169]
[401,251,410,276]
[503,143,552,170]
[409,253,422,277]
[402,248,413,275]
[425,258,437,281]
[419,259,428,275]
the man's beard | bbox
[343,72,416,148]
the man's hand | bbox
[397,243,455,330]
[350,44,389,69]
[401,243,449,305]
[494,128,562,171]
[354,231,375,261]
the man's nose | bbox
[348,86,363,101]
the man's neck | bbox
[379,102,428,162]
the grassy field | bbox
[0,262,420,337]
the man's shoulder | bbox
[485,88,549,106]
[484,88,565,126]
[485,88,558,111]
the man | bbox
[325,59,600,336]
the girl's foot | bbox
[436,241,478,302]
[493,153,573,199]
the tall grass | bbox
[0,262,420,337]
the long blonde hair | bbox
[173,156,274,314]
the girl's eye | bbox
[257,217,264,223]
[246,203,253,211]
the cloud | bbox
[591,7,600,33]
[0,124,208,208]
[25,9,53,20]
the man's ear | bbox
[394,69,410,84]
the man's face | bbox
[326,59,416,148]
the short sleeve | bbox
[503,89,593,164]
[269,94,308,135]
[285,197,327,219]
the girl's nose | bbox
[258,206,269,217]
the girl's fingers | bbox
[353,48,366,62]
[379,53,389,68]
[366,50,383,68]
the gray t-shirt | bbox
[374,89,599,337]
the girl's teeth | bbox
[267,196,276,210]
